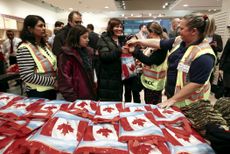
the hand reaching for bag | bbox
[122,45,130,54]
[157,99,176,109]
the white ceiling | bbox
[36,0,223,18]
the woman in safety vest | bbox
[127,13,216,109]
[128,22,168,104]
[17,15,57,100]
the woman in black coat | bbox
[97,18,125,101]
[220,38,230,97]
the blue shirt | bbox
[160,38,215,97]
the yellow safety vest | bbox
[170,37,216,108]
[141,47,168,91]
[19,42,57,92]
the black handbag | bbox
[213,74,224,99]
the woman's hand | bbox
[122,45,129,54]
[157,99,176,109]
[127,39,139,46]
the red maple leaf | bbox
[133,144,154,153]
[132,118,146,126]
[0,96,9,100]
[130,64,135,71]
[14,103,26,108]
[122,64,129,78]
[162,110,174,114]
[44,105,57,111]
[103,107,114,113]
[57,122,74,135]
[77,102,87,108]
[134,108,144,112]
[96,128,112,137]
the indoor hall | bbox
[0,0,230,154]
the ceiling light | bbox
[149,13,152,16]
[214,9,217,11]
[121,14,125,17]
[165,2,168,6]
[163,5,166,8]
[104,6,109,9]
[131,14,133,16]
[183,4,188,7]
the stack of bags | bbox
[0,92,215,154]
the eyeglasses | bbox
[74,21,82,25]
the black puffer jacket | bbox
[220,38,230,73]
[97,32,123,101]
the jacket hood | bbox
[61,46,76,56]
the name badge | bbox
[177,63,190,73]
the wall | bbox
[0,0,58,29]
[56,11,110,34]
[213,11,230,46]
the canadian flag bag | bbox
[161,125,215,154]
[6,120,44,136]
[0,93,23,108]
[0,98,35,119]
[0,118,44,137]
[123,103,152,113]
[0,98,46,120]
[75,123,128,154]
[121,53,137,80]
[60,99,98,119]
[24,100,70,120]
[128,139,170,154]
[119,112,165,142]
[26,111,89,154]
[151,105,187,124]
[1,97,46,110]
[93,101,123,123]
[0,136,15,153]
[0,137,28,154]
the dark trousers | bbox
[144,88,162,104]
[123,77,141,103]
[9,56,17,65]
[224,87,230,97]
[26,89,57,100]
[0,61,9,92]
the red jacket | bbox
[58,47,96,102]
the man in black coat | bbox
[87,24,100,78]
[209,26,223,96]
[220,38,230,97]
[87,24,99,50]
[52,11,82,56]
[210,33,223,57]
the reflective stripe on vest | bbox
[142,67,166,79]
[19,43,57,92]
[141,53,168,91]
[173,39,216,108]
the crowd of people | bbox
[0,11,230,153]
[0,11,229,102]
[0,11,229,103]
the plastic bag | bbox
[121,53,137,80]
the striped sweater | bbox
[16,46,55,91]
